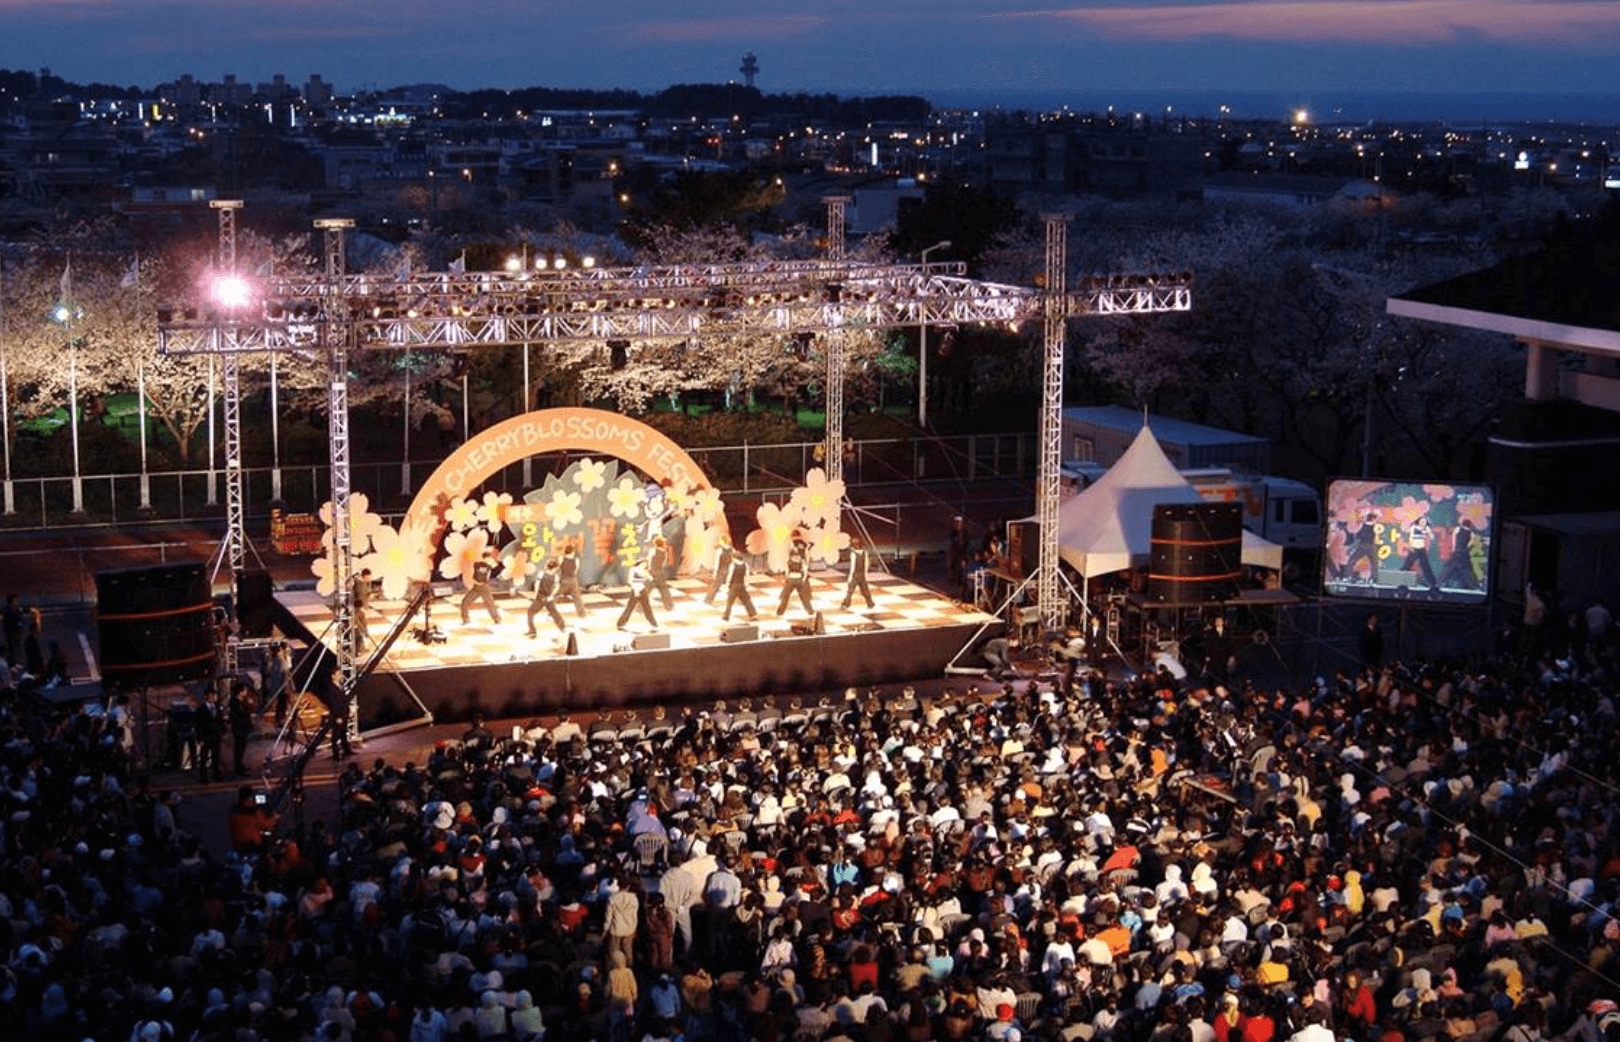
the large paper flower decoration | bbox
[318,491,383,556]
[607,477,645,520]
[746,501,803,573]
[360,522,435,600]
[790,467,846,526]
[690,486,724,524]
[444,495,480,533]
[544,489,584,530]
[809,525,852,566]
[439,528,491,589]
[476,490,514,533]
[311,553,338,598]
[573,457,608,494]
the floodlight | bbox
[211,274,252,310]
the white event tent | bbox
[1052,424,1284,579]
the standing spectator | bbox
[195,687,223,782]
[605,873,641,968]
[23,607,44,678]
[2,593,23,665]
[1359,612,1384,670]
[229,682,255,776]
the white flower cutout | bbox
[607,477,645,520]
[360,522,434,600]
[439,528,491,589]
[691,486,724,524]
[311,552,338,598]
[544,489,584,530]
[477,490,513,533]
[502,548,537,585]
[573,457,608,494]
[445,496,479,532]
[747,500,803,574]
[808,524,852,565]
[318,491,382,557]
[789,468,846,527]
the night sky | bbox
[4,0,1620,106]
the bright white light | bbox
[504,256,523,273]
[52,304,74,324]
[1293,108,1309,125]
[553,257,567,270]
[582,256,596,269]
[211,274,251,309]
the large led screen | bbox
[1322,479,1494,604]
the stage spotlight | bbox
[211,274,251,310]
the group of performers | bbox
[353,529,878,647]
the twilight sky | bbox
[4,0,1620,106]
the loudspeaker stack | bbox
[1147,502,1243,605]
[96,563,217,688]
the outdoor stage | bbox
[274,570,1000,727]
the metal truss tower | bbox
[822,196,851,484]
[211,200,246,581]
[1037,214,1069,628]
[315,218,360,745]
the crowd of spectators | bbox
[1,591,1618,1042]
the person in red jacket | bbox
[1339,969,1378,1033]
[1212,994,1249,1042]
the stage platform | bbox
[273,571,999,727]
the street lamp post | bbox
[507,249,534,487]
[918,240,951,429]
[50,276,86,515]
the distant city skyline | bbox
[5,0,1620,120]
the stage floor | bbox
[274,571,999,724]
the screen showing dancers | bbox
[1322,479,1494,604]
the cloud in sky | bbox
[1017,0,1620,47]
[612,15,832,45]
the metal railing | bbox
[0,431,1035,532]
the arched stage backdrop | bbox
[404,407,715,534]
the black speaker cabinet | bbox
[236,569,275,638]
[1147,502,1243,605]
[96,562,216,688]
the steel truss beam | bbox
[158,272,1190,355]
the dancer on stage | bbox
[351,567,377,654]
[839,534,875,610]
[557,543,587,617]
[705,534,735,605]
[460,547,502,625]
[526,558,568,637]
[616,557,659,630]
[648,536,675,612]
[776,532,814,617]
[722,553,758,622]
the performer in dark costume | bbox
[616,558,658,630]
[722,554,758,622]
[1439,517,1480,590]
[776,533,815,617]
[1345,511,1379,583]
[526,558,568,637]
[459,548,502,625]
[1403,515,1440,591]
[351,567,377,655]
[647,536,675,612]
[705,534,735,605]
[839,534,875,610]
[557,543,586,617]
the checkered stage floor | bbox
[276,571,998,669]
